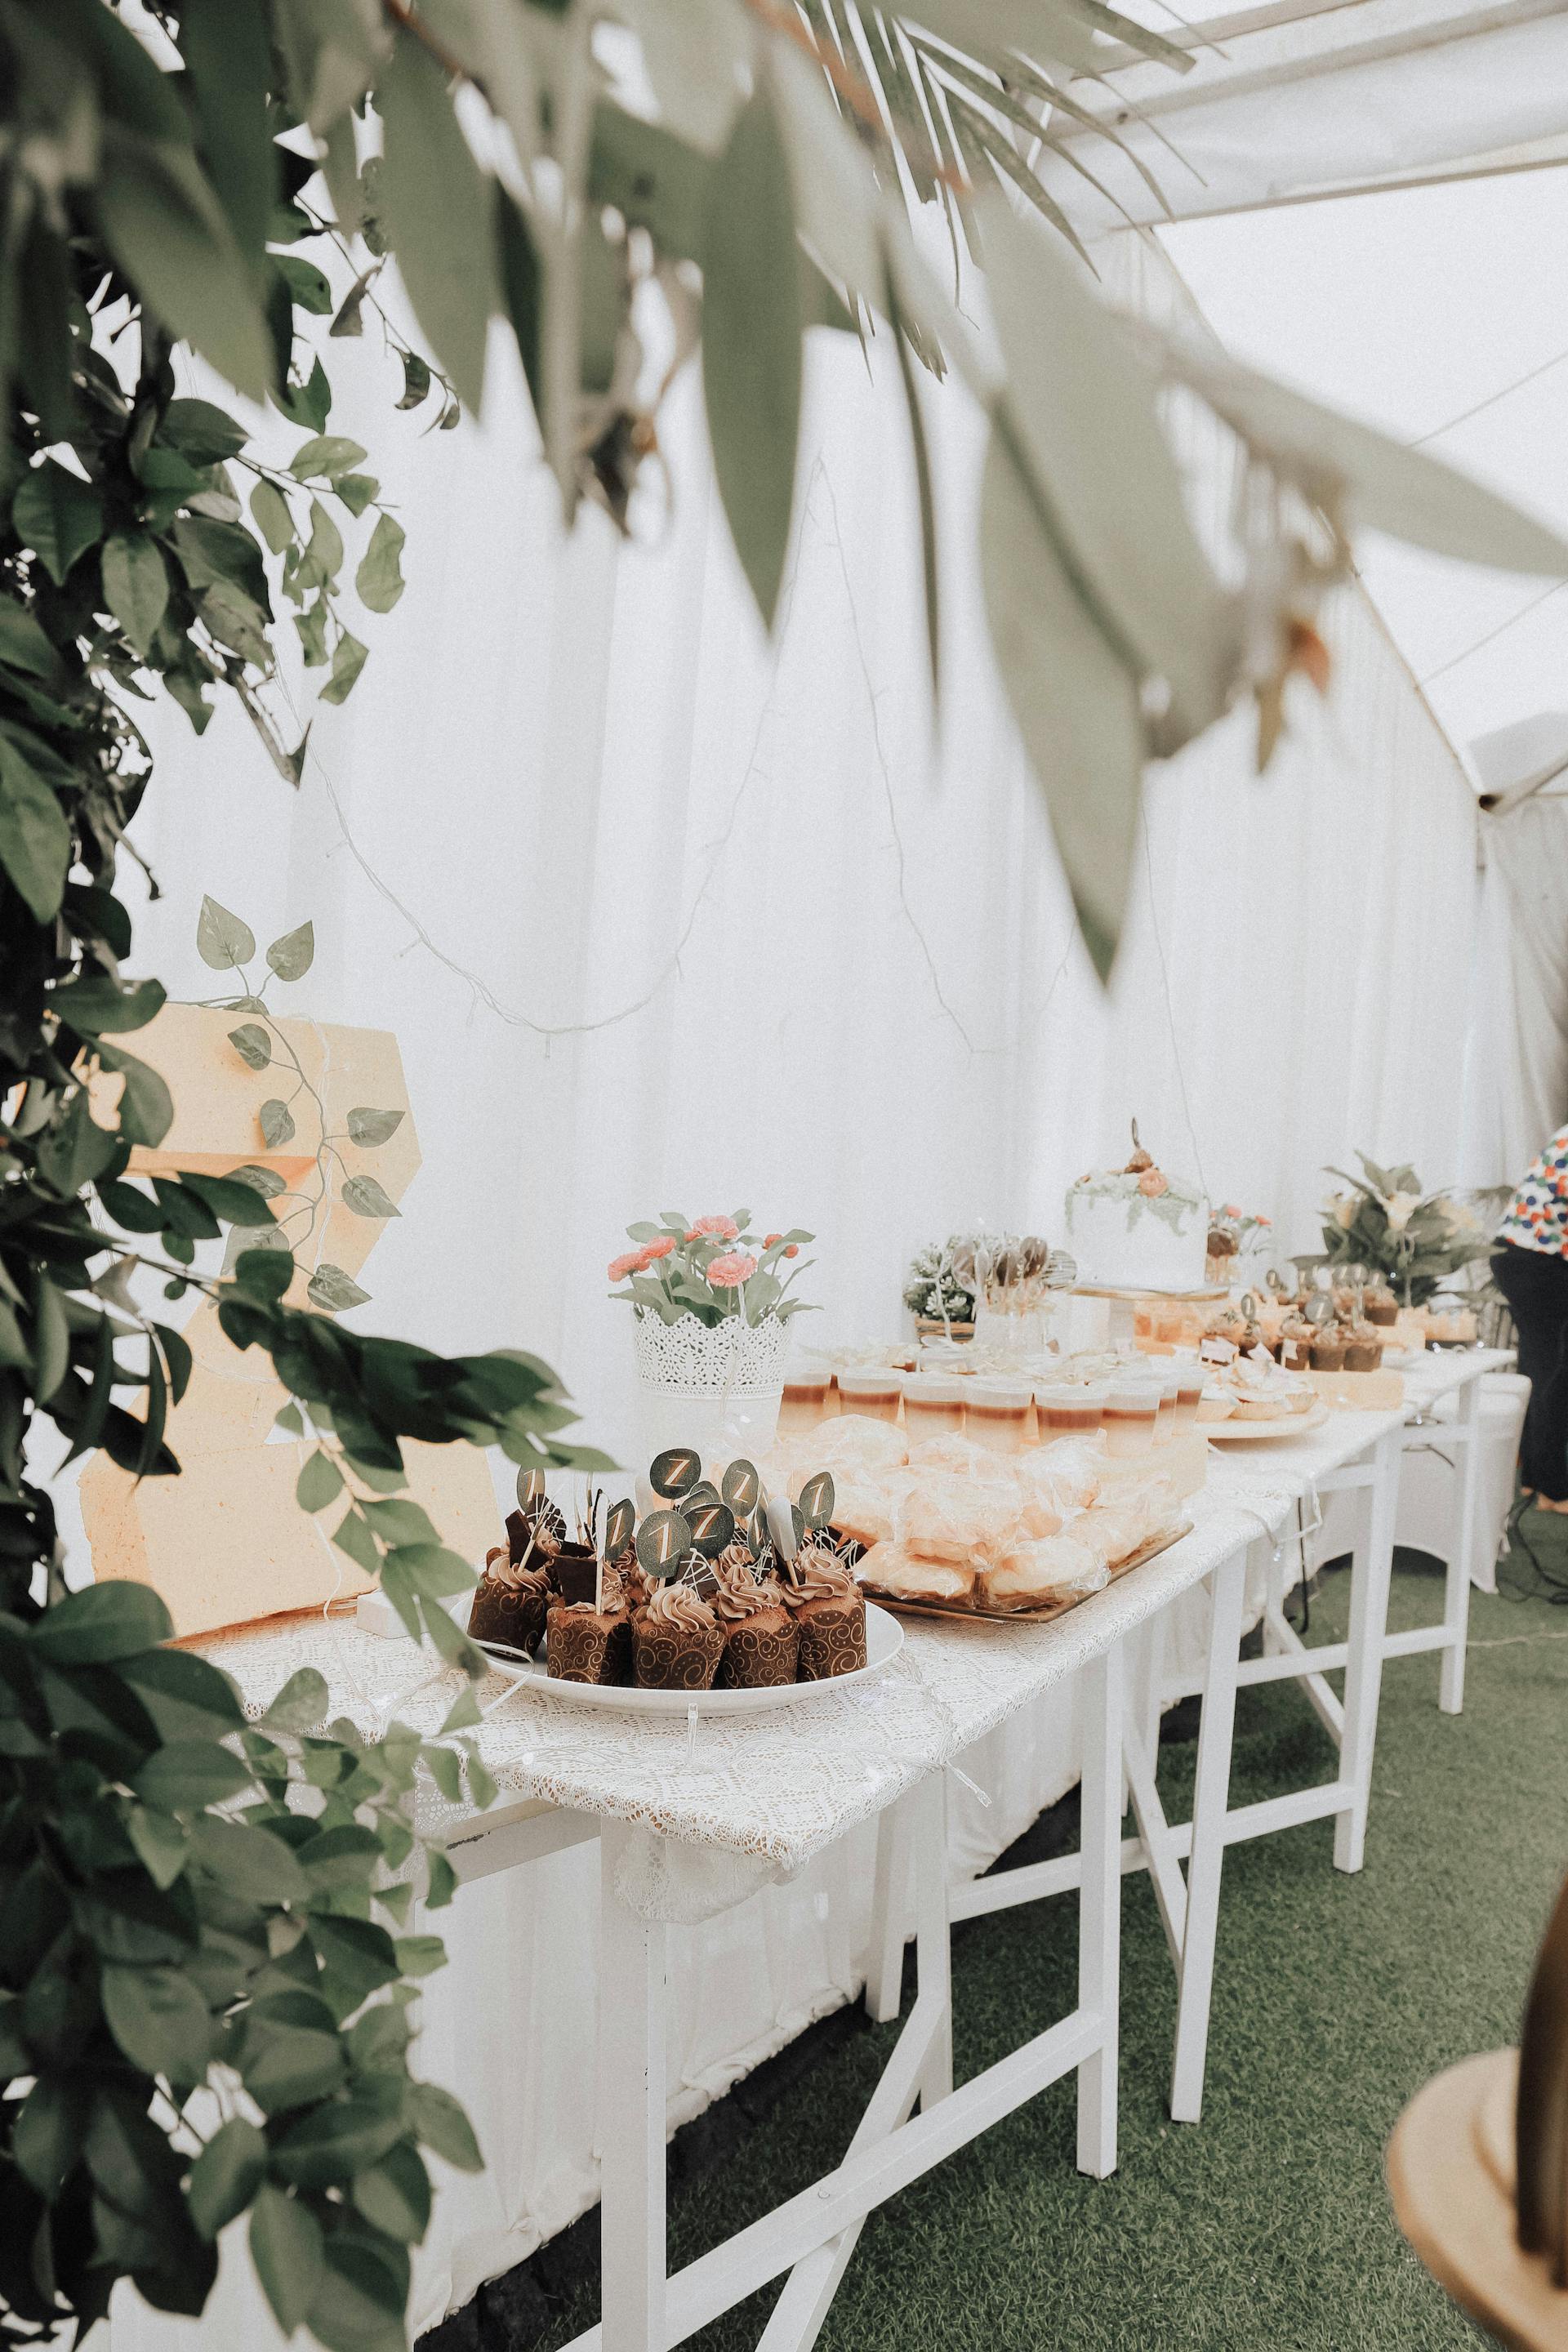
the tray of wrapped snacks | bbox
[858,1518,1192,1625]
[465,1447,902,1715]
[755,1409,1185,1625]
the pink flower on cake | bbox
[641,1236,676,1261]
[1138,1169,1169,1197]
[608,1251,643,1281]
[687,1216,739,1241]
[706,1251,757,1287]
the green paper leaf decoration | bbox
[635,1508,692,1576]
[289,434,368,480]
[321,626,368,705]
[685,1499,735,1558]
[346,1106,404,1147]
[700,76,803,631]
[307,1263,371,1313]
[100,532,170,657]
[356,510,406,612]
[228,1025,271,1072]
[649,1446,702,1500]
[259,1097,296,1147]
[798,1470,836,1530]
[721,1459,760,1514]
[12,459,104,586]
[266,918,315,980]
[604,1497,636,1558]
[296,1448,344,1513]
[198,894,256,972]
[341,1174,400,1218]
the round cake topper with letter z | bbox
[649,1446,702,1500]
[636,1508,693,1578]
[721,1458,760,1514]
[604,1496,635,1560]
[684,1499,735,1559]
[798,1470,836,1531]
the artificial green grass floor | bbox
[533,1533,1568,2352]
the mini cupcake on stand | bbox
[469,1479,564,1657]
[712,1545,800,1687]
[632,1579,726,1689]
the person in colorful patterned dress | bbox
[1492,1127,1568,1511]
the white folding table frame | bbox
[867,1410,1413,2127]
[442,1652,1127,2352]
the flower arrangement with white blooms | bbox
[1317,1154,1490,1307]
[609,1212,817,1330]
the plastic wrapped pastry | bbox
[828,1471,913,1551]
[854,1542,974,1604]
[977,1535,1108,1613]
[794,1413,909,1476]
[896,1473,1022,1566]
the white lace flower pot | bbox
[634,1313,789,1463]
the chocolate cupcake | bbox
[1342,1325,1383,1372]
[546,1588,632,1685]
[1364,1285,1399,1327]
[712,1548,800,1688]
[468,1545,550,1656]
[783,1544,867,1681]
[1278,1314,1315,1374]
[631,1580,724,1690]
[1309,1325,1346,1371]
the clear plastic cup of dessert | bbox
[902,1374,967,1438]
[1034,1379,1108,1438]
[836,1367,904,1425]
[1168,1353,1205,1430]
[1152,1365,1181,1446]
[964,1380,1034,1455]
[778,1372,831,1437]
[1102,1374,1160,1459]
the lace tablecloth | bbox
[192,1474,1304,1921]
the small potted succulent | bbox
[902,1235,978,1341]
[609,1209,815,1454]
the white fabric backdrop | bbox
[87,233,1530,2341]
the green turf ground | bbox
[512,1526,1568,2351]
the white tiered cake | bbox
[1064,1128,1209,1294]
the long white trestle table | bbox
[184,1350,1511,2350]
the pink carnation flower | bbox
[641,1236,676,1261]
[688,1216,739,1241]
[608,1251,644,1282]
[706,1251,757,1288]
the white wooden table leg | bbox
[1076,1640,1123,2178]
[1441,1377,1482,1716]
[599,1820,666,2352]
[1169,1539,1248,2125]
[1334,1426,1401,1875]
[914,1772,951,2110]
[1263,1539,1285,1651]
[864,1793,912,2025]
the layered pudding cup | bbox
[1034,1379,1108,1438]
[1102,1374,1160,1459]
[1153,1365,1181,1446]
[837,1367,904,1425]
[1169,1354,1205,1431]
[965,1381,1035,1455]
[902,1374,967,1438]
[778,1374,831,1437]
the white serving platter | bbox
[1202,1400,1331,1442]
[474,1601,903,1714]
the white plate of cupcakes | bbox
[467,1453,902,1715]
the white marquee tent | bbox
[97,7,1568,2340]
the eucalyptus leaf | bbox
[355,511,406,613]
[259,1098,296,1147]
[346,1106,403,1147]
[266,919,315,980]
[341,1174,399,1218]
[228,1022,272,1070]
[307,1263,371,1313]
[700,77,802,631]
[198,895,256,972]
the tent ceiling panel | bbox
[1043,0,1568,230]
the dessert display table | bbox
[193,1507,1258,2352]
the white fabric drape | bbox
[87,231,1524,2342]
[1461,799,1568,1181]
